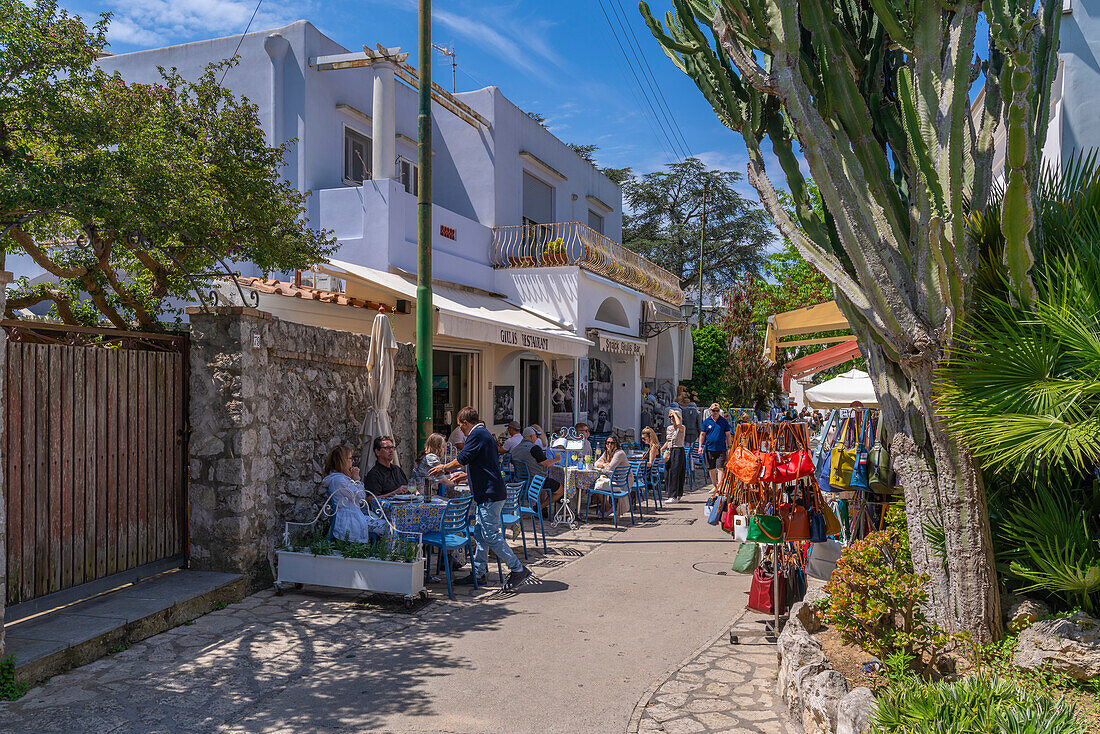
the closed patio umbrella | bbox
[360,308,399,474]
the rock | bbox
[804,578,829,609]
[837,687,876,734]
[777,620,828,722]
[1002,593,1053,632]
[801,669,849,734]
[791,601,822,634]
[1014,612,1100,681]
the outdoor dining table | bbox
[379,495,448,535]
[546,465,626,528]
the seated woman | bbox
[641,426,660,468]
[411,433,467,496]
[593,435,630,516]
[321,445,386,542]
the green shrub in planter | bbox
[824,526,953,677]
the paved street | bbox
[0,491,792,733]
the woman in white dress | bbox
[321,446,386,542]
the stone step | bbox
[4,568,245,688]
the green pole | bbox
[416,0,433,447]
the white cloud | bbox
[105,0,302,49]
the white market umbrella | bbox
[360,309,400,473]
[803,368,879,409]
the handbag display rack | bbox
[710,418,818,640]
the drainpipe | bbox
[372,59,397,180]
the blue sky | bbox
[65,0,753,184]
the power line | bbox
[220,0,264,85]
[595,0,684,165]
[610,0,694,159]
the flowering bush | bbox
[824,526,953,677]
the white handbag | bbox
[732,514,750,542]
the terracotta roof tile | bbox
[236,276,392,313]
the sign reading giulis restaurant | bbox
[499,328,549,352]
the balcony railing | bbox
[490,222,683,305]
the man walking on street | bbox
[431,406,532,590]
[697,403,733,489]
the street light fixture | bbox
[639,301,698,338]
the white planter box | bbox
[276,550,425,597]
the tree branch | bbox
[5,284,78,324]
[10,227,90,278]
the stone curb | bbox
[625,606,753,734]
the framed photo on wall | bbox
[493,385,515,425]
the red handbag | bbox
[774,423,815,482]
[721,501,738,533]
[759,451,778,483]
[747,566,786,614]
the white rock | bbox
[836,687,876,734]
[1014,612,1100,680]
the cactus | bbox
[639,0,1061,644]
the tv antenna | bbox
[432,43,456,92]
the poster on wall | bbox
[550,359,575,433]
[576,357,589,419]
[588,358,613,433]
[493,385,514,425]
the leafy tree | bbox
[1,0,336,329]
[682,324,731,404]
[643,0,1062,643]
[621,157,772,291]
[719,277,782,408]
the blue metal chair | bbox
[683,446,696,490]
[519,474,550,552]
[628,458,649,516]
[512,459,530,486]
[500,453,514,483]
[500,482,527,567]
[421,494,476,600]
[585,466,635,528]
[650,458,666,505]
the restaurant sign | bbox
[499,328,550,352]
[597,333,645,357]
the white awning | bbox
[586,328,647,357]
[319,259,593,358]
[804,369,879,408]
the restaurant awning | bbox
[763,301,852,363]
[319,259,593,358]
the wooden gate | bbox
[3,320,188,619]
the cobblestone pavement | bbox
[630,608,796,734]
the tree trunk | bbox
[857,321,1003,644]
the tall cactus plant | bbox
[641,0,1061,642]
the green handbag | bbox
[746,514,783,544]
[867,419,896,494]
[731,542,760,574]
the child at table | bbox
[321,446,386,542]
[412,433,468,496]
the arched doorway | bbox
[594,297,630,328]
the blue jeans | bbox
[471,500,523,578]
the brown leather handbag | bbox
[784,503,811,541]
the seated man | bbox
[510,427,564,511]
[574,422,595,459]
[499,420,523,454]
[362,436,413,498]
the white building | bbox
[81,20,691,439]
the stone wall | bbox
[187,307,416,585]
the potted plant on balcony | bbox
[541,238,568,266]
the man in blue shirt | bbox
[697,403,733,488]
[431,406,532,590]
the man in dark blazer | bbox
[431,406,532,590]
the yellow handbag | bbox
[829,413,859,489]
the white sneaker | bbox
[666,496,679,504]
